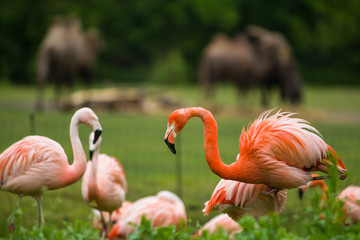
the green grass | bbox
[0,83,360,238]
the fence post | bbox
[30,112,35,135]
[176,134,183,199]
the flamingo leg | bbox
[9,195,23,233]
[108,211,112,228]
[34,195,45,226]
[100,212,107,239]
[273,190,279,213]
[262,188,280,212]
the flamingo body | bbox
[0,136,68,194]
[338,186,360,224]
[196,214,242,237]
[203,178,287,220]
[108,191,187,239]
[82,153,127,212]
[164,107,347,190]
[0,107,102,226]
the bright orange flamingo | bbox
[299,174,360,224]
[203,175,287,220]
[81,131,127,235]
[195,213,242,238]
[0,107,102,229]
[108,191,187,239]
[164,107,348,211]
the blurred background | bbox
[0,0,360,237]
[1,0,359,88]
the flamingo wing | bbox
[100,154,127,191]
[97,154,127,210]
[203,179,263,215]
[204,179,287,219]
[239,110,328,169]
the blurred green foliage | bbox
[1,0,359,86]
[149,49,189,85]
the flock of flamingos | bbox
[0,106,359,239]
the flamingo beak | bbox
[336,159,348,180]
[298,186,306,199]
[93,129,102,144]
[164,125,176,154]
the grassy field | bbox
[0,83,359,238]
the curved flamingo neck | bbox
[62,114,87,186]
[185,107,234,179]
[310,180,328,201]
[89,147,100,197]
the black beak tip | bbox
[89,150,94,160]
[93,129,102,144]
[298,188,303,200]
[164,139,176,154]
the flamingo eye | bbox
[168,122,176,137]
[168,122,175,130]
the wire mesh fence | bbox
[1,108,360,234]
[0,110,237,228]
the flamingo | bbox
[195,214,242,238]
[81,132,128,235]
[164,107,348,211]
[299,174,360,224]
[0,107,102,228]
[81,132,127,236]
[108,191,187,239]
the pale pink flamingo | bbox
[81,132,127,235]
[164,107,348,211]
[108,191,187,239]
[299,174,360,224]
[195,213,242,238]
[0,107,102,228]
[81,132,127,233]
[338,186,360,224]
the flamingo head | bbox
[298,182,311,200]
[164,109,189,154]
[324,145,348,180]
[298,174,328,200]
[76,107,103,144]
[88,131,102,160]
